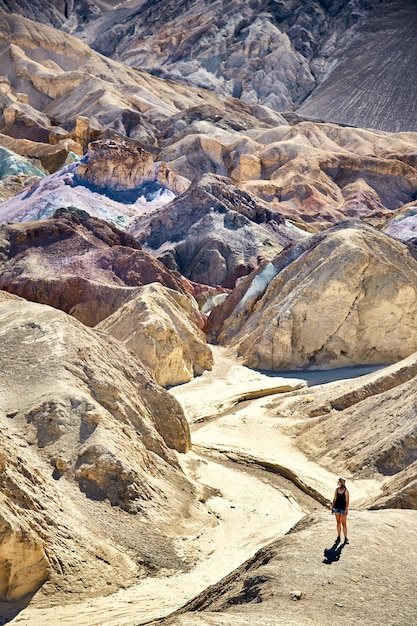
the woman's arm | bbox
[345,489,350,514]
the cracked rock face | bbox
[216,221,417,370]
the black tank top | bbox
[335,487,346,508]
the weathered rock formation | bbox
[0,209,191,326]
[0,145,44,179]
[6,0,416,133]
[0,11,279,149]
[382,204,417,248]
[75,138,190,197]
[3,117,417,235]
[148,116,417,231]
[0,292,205,604]
[97,282,213,388]
[0,131,81,172]
[239,121,417,228]
[0,431,52,605]
[130,173,306,288]
[0,161,176,228]
[213,221,417,370]
[0,144,45,201]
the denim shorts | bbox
[333,508,345,515]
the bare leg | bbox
[342,513,348,541]
[335,513,342,539]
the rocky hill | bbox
[0,209,193,326]
[96,282,214,387]
[1,2,417,626]
[0,291,206,612]
[2,0,416,133]
[210,220,417,369]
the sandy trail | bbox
[9,346,379,625]
[174,346,381,506]
[10,449,304,626]
[191,400,380,508]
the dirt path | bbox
[9,448,305,626]
[8,346,380,625]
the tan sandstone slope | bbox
[0,291,213,611]
[212,221,417,370]
[96,282,213,388]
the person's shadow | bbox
[323,538,347,564]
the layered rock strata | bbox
[0,209,190,326]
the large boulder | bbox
[97,282,213,387]
[214,221,417,369]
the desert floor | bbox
[8,347,384,626]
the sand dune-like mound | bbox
[213,221,417,369]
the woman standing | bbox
[332,477,349,544]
